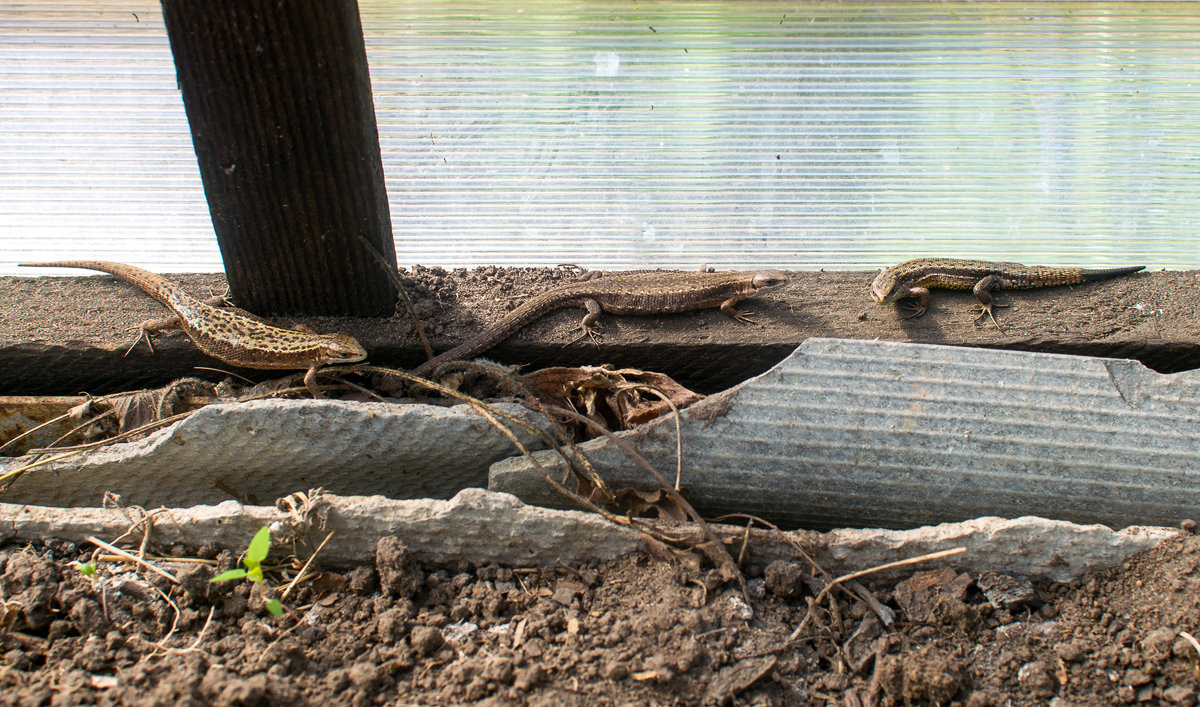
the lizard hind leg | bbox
[565,298,605,347]
[563,327,602,348]
[971,275,1009,332]
[125,327,155,356]
[124,314,183,356]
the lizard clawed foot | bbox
[124,328,156,357]
[727,308,756,324]
[127,313,183,356]
[565,324,604,347]
[201,289,232,307]
[972,302,1009,332]
[900,303,928,320]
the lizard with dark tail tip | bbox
[21,260,367,397]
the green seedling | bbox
[210,525,283,616]
[74,561,97,576]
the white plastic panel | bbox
[2,2,1198,273]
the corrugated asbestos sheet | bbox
[490,338,1200,530]
[3,2,1200,273]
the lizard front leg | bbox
[303,365,326,399]
[899,287,931,319]
[127,315,184,356]
[720,297,755,323]
[971,275,1009,331]
[126,294,227,356]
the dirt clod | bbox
[763,559,807,599]
[880,645,965,705]
[410,624,445,657]
[375,536,423,599]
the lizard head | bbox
[751,270,789,292]
[870,268,904,303]
[320,334,368,364]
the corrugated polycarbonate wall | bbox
[1,3,213,272]
[2,2,1199,273]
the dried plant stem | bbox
[86,535,179,584]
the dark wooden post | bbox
[160,0,396,316]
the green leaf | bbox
[75,561,97,576]
[247,564,263,583]
[245,526,272,566]
[210,568,248,583]
[265,598,283,616]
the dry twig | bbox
[85,535,179,584]
[787,546,966,643]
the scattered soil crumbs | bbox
[3,530,1200,706]
[397,265,592,342]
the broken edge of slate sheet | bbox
[0,400,550,508]
[491,338,1200,530]
[0,490,1176,582]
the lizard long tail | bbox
[1080,265,1144,281]
[20,260,188,310]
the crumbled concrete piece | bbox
[0,492,1173,581]
[0,489,645,567]
[490,338,1200,530]
[0,399,550,508]
[821,516,1174,583]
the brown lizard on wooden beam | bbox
[21,260,367,397]
[412,268,789,377]
[871,257,1144,330]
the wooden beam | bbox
[4,268,1196,395]
[160,0,396,316]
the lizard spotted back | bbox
[412,269,788,376]
[870,257,1143,328]
[20,260,366,394]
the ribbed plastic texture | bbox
[3,2,1199,272]
[491,338,1200,530]
[0,400,551,508]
